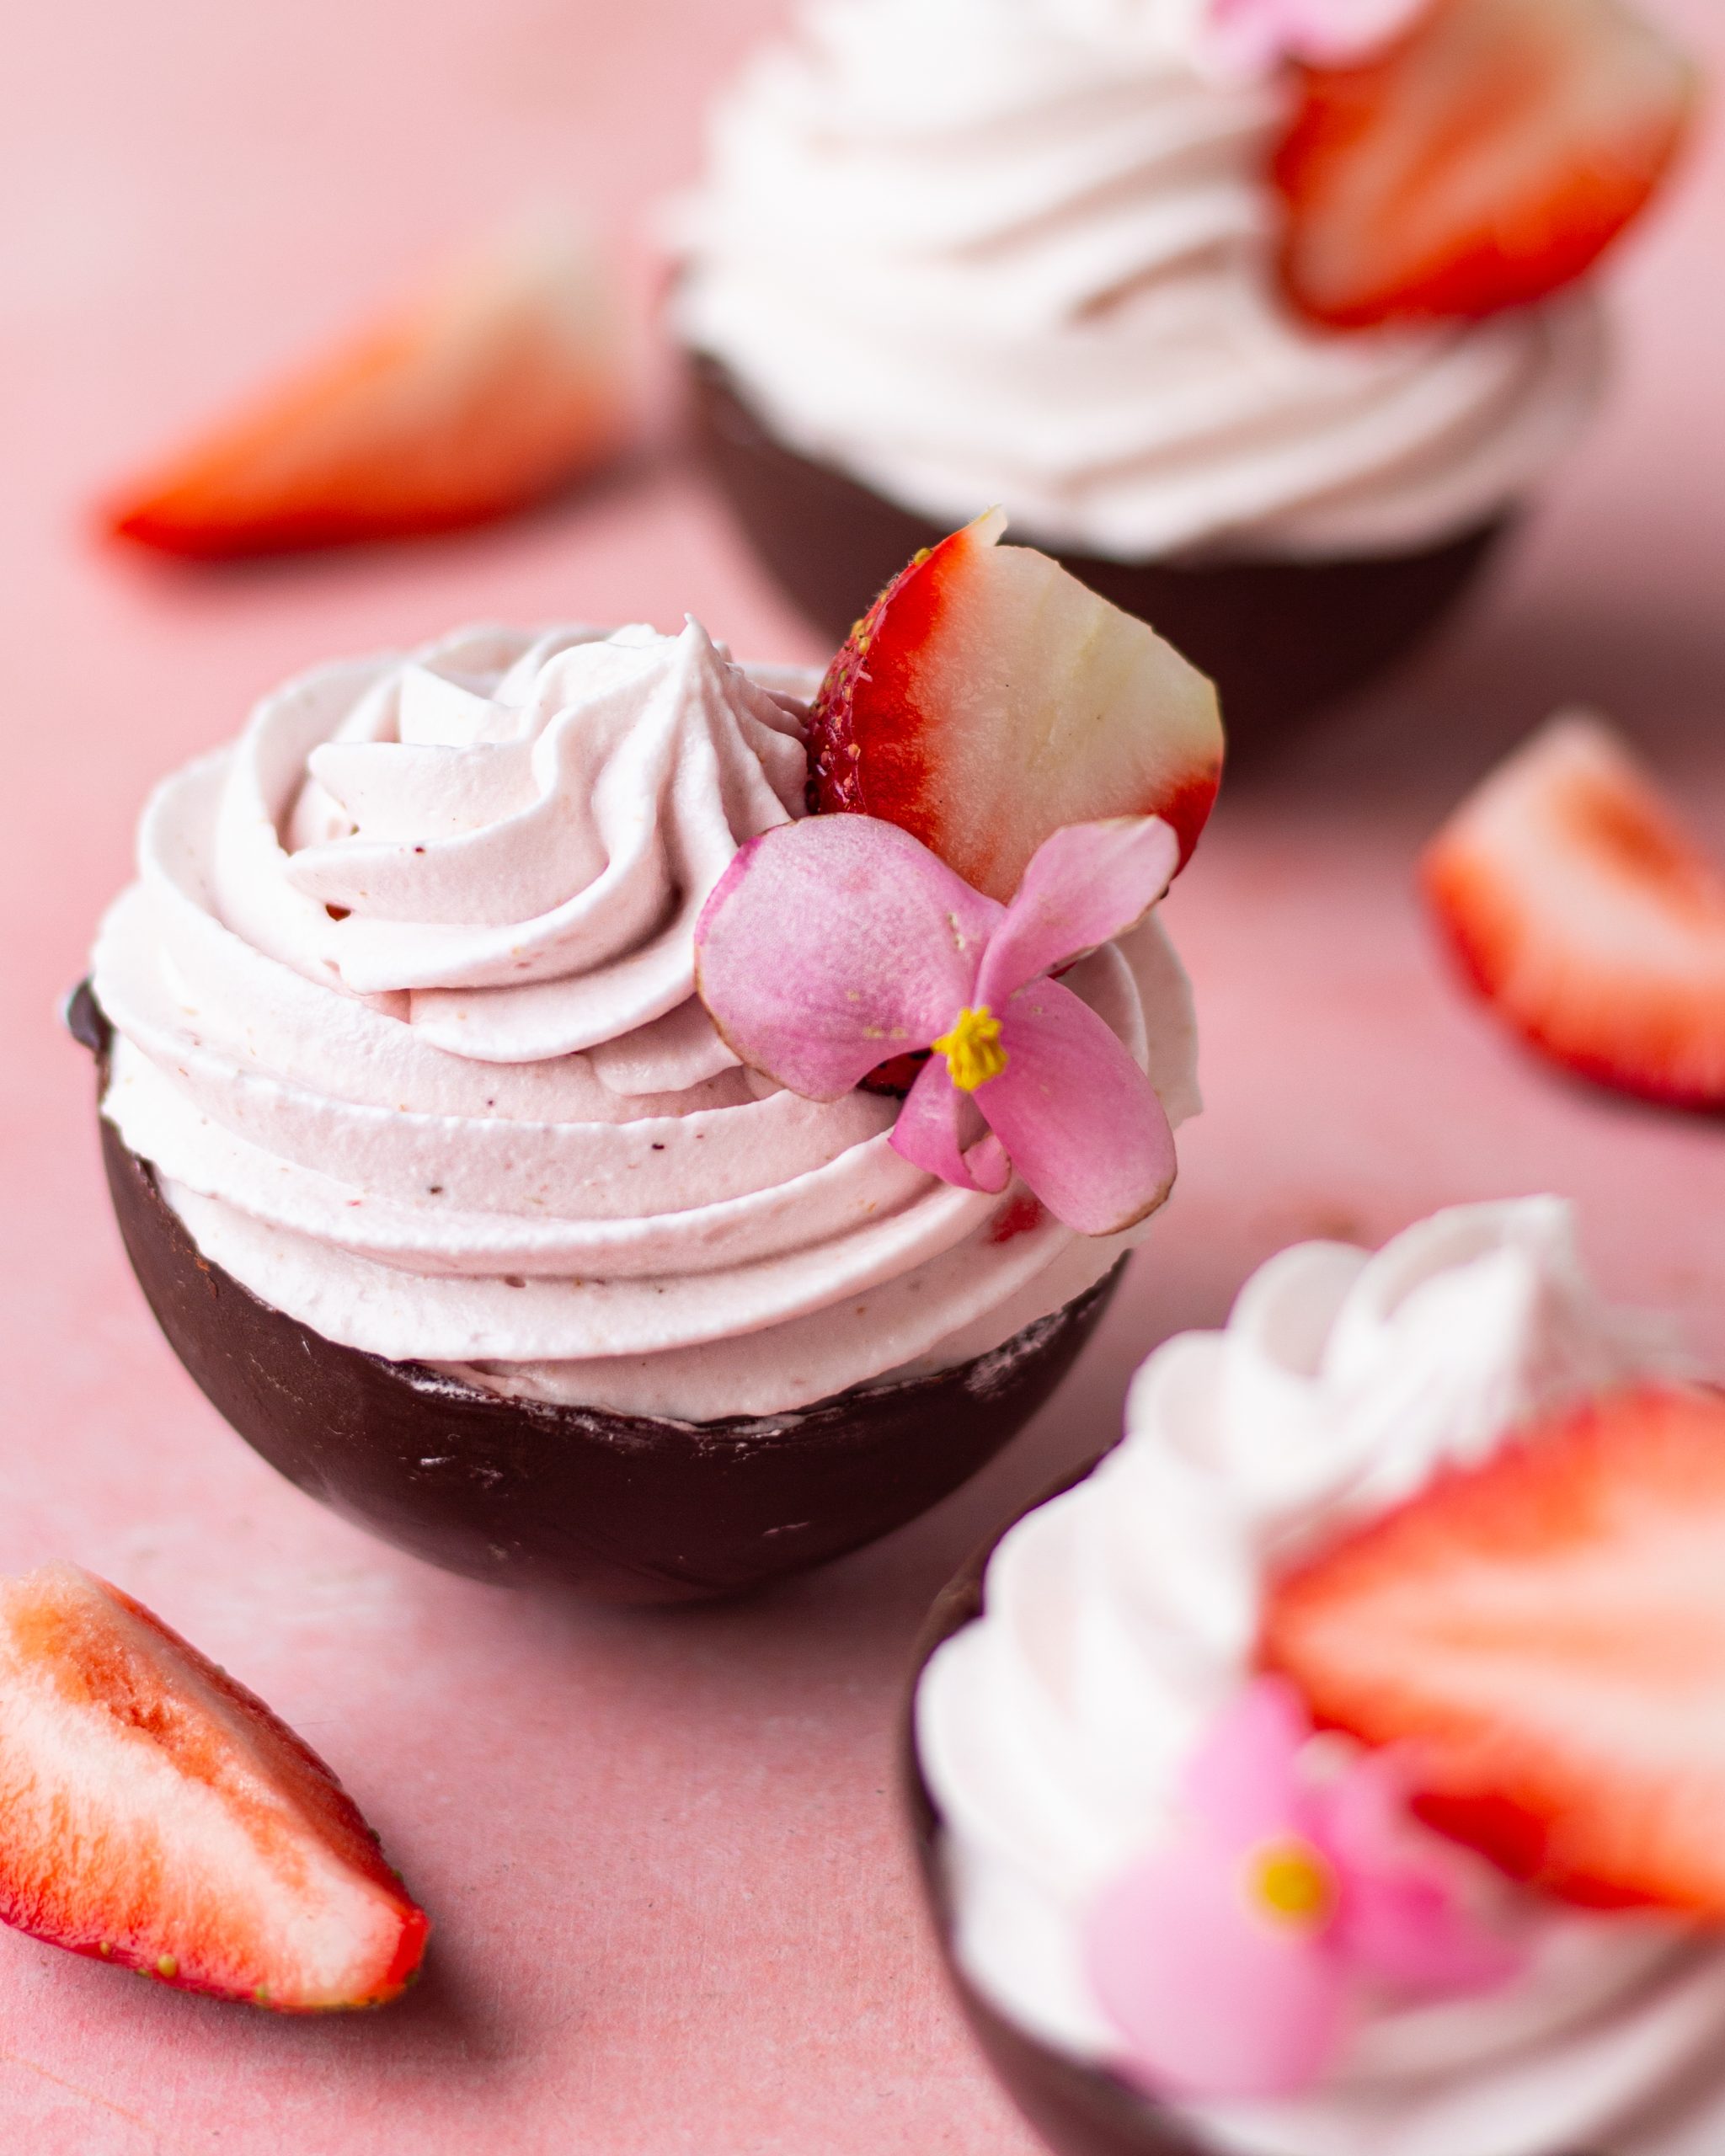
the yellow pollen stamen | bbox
[933,1006,1007,1091]
[1247,1839,1335,1933]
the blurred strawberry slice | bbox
[1265,1385,1725,1914]
[805,510,1223,904]
[1423,714,1725,1109]
[1274,0,1698,329]
[107,218,633,558]
[0,1562,427,2008]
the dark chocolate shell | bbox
[689,352,1508,750]
[75,986,1121,1604]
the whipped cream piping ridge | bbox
[673,0,1605,563]
[916,1198,1725,2156]
[92,619,1199,1422]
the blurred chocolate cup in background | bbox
[690,354,1508,752]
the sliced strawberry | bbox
[805,510,1223,904]
[1423,714,1725,1110]
[106,219,632,558]
[1274,0,1697,329]
[1265,1385,1725,1915]
[0,1563,427,2008]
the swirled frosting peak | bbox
[92,619,1200,1423]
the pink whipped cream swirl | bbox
[90,621,1199,1422]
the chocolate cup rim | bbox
[685,348,1512,745]
[689,348,1460,577]
[72,982,1127,1602]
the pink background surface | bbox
[3,0,1724,2148]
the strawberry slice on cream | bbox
[1274,0,1698,330]
[805,511,1223,905]
[1266,1385,1725,1914]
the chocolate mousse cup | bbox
[83,596,1202,1609]
[692,355,1508,750]
[72,985,1121,1605]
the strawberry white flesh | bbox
[107,219,632,558]
[0,1564,426,2008]
[806,510,1223,904]
[1423,713,1725,1109]
[1275,0,1697,328]
[1265,1386,1725,1916]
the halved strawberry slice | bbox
[106,218,632,558]
[805,510,1223,904]
[1264,1385,1725,1915]
[1423,714,1725,1110]
[0,1563,427,2008]
[1274,0,1698,329]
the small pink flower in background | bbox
[1084,1679,1521,2102]
[1204,0,1429,73]
[692,814,1180,1237]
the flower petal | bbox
[1336,1867,1524,1996]
[977,819,1180,1011]
[1185,1678,1311,1851]
[977,978,1176,1235]
[1320,1756,1524,1996]
[694,816,1001,1099]
[1202,0,1426,73]
[890,1059,1008,1193]
[1086,1833,1348,2102]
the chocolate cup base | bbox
[80,993,1121,1603]
[690,353,1509,749]
[901,1490,1599,2156]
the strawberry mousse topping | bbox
[90,617,1200,1422]
[916,1199,1725,2156]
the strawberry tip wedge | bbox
[105,216,633,560]
[1274,0,1700,330]
[1264,1386,1725,1917]
[0,1562,427,2009]
[805,508,1223,904]
[1423,712,1725,1111]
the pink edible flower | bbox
[1204,0,1429,72]
[692,815,1181,1237]
[1084,1679,1521,2103]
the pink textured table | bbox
[3,2,1723,2148]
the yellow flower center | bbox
[1246,1838,1336,1934]
[933,1005,1008,1091]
